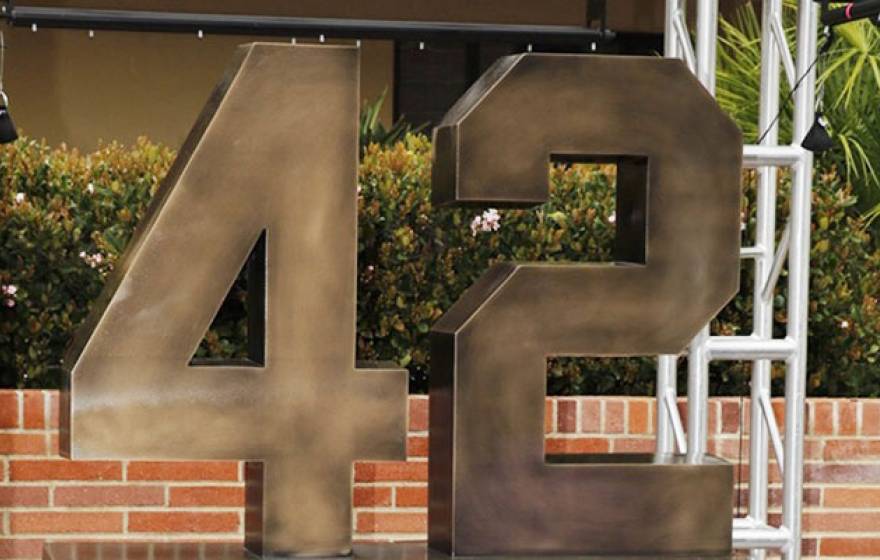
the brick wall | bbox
[2,391,880,558]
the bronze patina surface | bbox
[429,54,742,557]
[60,44,407,558]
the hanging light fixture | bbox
[800,25,834,155]
[801,112,834,153]
[0,31,18,144]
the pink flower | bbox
[470,208,501,236]
[4,298,14,308]
[79,251,105,269]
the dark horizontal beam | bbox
[5,6,615,45]
[820,0,880,27]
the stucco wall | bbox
[3,0,685,150]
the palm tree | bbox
[717,0,880,218]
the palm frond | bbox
[717,0,880,215]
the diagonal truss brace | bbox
[661,1,817,559]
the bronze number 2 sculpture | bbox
[61,44,408,558]
[429,54,742,556]
[60,45,742,558]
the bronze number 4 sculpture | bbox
[61,44,407,558]
[60,44,742,558]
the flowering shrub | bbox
[356,137,627,393]
[717,168,880,396]
[2,135,879,395]
[0,137,174,388]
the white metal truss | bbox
[660,1,818,558]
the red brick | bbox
[821,538,880,556]
[611,438,654,453]
[628,400,649,435]
[805,439,824,460]
[722,462,773,485]
[22,393,44,430]
[750,487,821,508]
[356,512,425,533]
[407,436,428,458]
[771,399,785,430]
[676,400,688,426]
[768,463,783,484]
[806,463,880,483]
[556,400,577,433]
[10,460,122,481]
[803,511,880,532]
[48,392,59,429]
[824,439,880,461]
[354,461,427,482]
[742,438,816,462]
[581,399,601,433]
[711,438,748,461]
[802,487,822,507]
[0,486,49,507]
[129,512,239,533]
[838,400,858,435]
[721,400,744,434]
[0,539,44,559]
[545,438,608,454]
[727,466,756,487]
[395,486,427,507]
[352,486,392,507]
[0,434,46,455]
[127,461,238,481]
[706,439,716,456]
[544,399,553,434]
[729,462,751,486]
[707,400,719,434]
[11,512,122,534]
[0,392,19,429]
[409,397,428,432]
[811,400,834,435]
[55,485,165,506]
[169,486,245,508]
[802,538,818,557]
[604,400,624,434]
[864,401,880,436]
[824,487,880,508]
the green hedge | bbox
[0,138,173,388]
[2,135,879,395]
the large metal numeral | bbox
[61,44,407,558]
[429,54,743,556]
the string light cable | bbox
[754,26,835,148]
